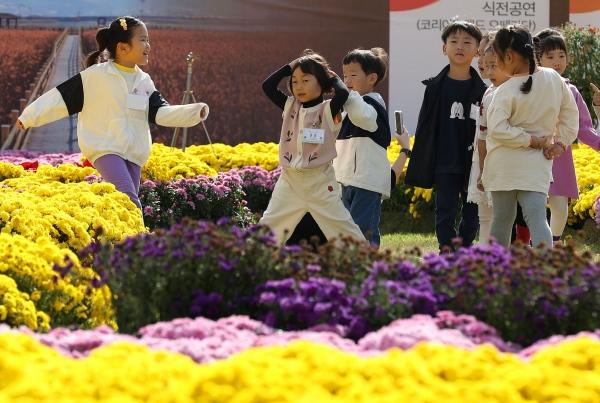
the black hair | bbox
[85,16,144,67]
[441,20,483,44]
[492,24,537,94]
[342,47,389,85]
[289,49,333,95]
[533,28,567,63]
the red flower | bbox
[75,159,94,168]
[20,161,39,171]
[327,185,333,192]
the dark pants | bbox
[341,185,382,247]
[435,173,478,250]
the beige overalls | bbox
[259,97,365,244]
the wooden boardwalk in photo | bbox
[23,34,81,152]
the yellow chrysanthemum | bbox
[0,337,599,401]
[0,177,145,251]
[0,233,115,330]
[571,144,600,222]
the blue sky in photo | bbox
[0,0,142,17]
[0,0,289,18]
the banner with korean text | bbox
[389,0,550,133]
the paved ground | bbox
[24,34,80,152]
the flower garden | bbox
[1,139,600,401]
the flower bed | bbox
[64,218,600,346]
[0,151,85,167]
[571,144,600,225]
[1,140,437,219]
[0,233,115,331]
[0,327,598,402]
[424,242,600,345]
[139,170,254,229]
[1,143,599,338]
[185,142,280,171]
[1,312,521,361]
[0,175,144,251]
[142,143,217,180]
[5,141,598,223]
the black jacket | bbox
[405,65,488,189]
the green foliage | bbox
[563,23,600,125]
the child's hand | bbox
[529,136,547,149]
[16,119,25,130]
[591,83,600,106]
[393,126,411,148]
[543,143,565,160]
[477,175,485,191]
[327,69,340,80]
[543,145,556,159]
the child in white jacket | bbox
[17,16,209,209]
[334,48,409,247]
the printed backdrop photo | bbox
[388,0,550,133]
[0,0,588,146]
[1,0,389,146]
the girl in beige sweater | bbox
[482,25,579,248]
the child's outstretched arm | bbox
[148,89,209,128]
[343,91,378,132]
[18,74,84,130]
[262,64,292,110]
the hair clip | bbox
[524,43,534,50]
[119,18,128,31]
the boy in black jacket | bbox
[405,21,487,251]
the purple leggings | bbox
[94,154,142,209]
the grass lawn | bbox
[379,210,600,262]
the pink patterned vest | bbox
[279,97,341,169]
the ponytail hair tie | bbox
[524,43,534,50]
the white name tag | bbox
[303,128,325,144]
[470,104,480,121]
[126,94,148,111]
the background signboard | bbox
[569,0,600,26]
[389,0,550,133]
